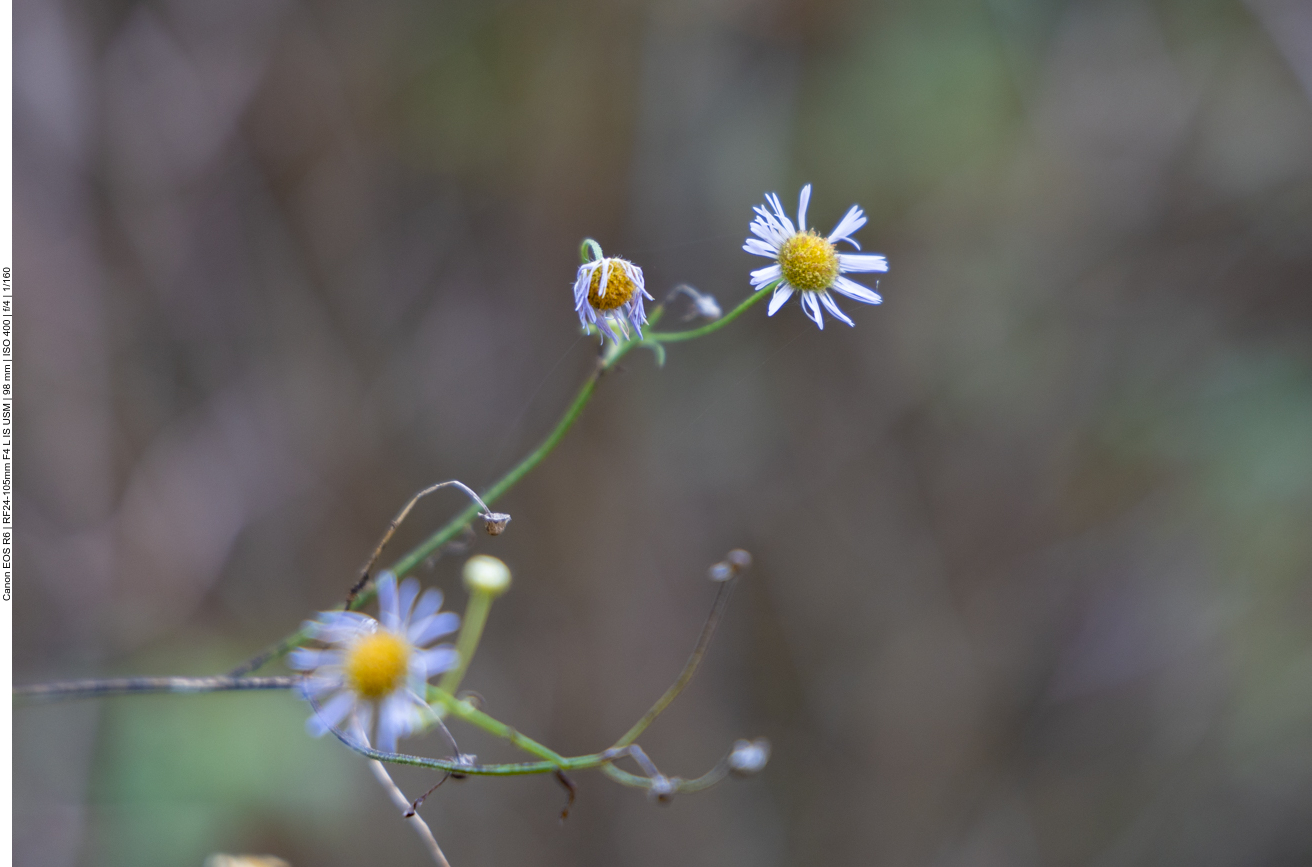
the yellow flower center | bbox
[587,261,638,312]
[345,631,410,701]
[777,231,839,292]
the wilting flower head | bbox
[743,184,887,329]
[289,571,459,752]
[573,239,653,343]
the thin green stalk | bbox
[388,361,607,581]
[231,283,743,677]
[437,591,493,695]
[232,350,627,675]
[644,284,771,344]
[326,724,725,793]
[612,572,738,747]
[427,687,569,765]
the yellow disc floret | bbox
[587,261,639,311]
[777,231,839,292]
[345,631,411,700]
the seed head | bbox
[728,737,771,777]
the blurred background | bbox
[14,0,1312,864]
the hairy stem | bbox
[13,676,296,703]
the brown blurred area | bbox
[13,0,1312,864]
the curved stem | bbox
[232,347,632,675]
[345,479,500,609]
[612,571,739,748]
[426,687,569,765]
[387,366,602,581]
[644,284,771,344]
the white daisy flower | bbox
[289,571,460,753]
[743,184,888,329]
[573,242,653,343]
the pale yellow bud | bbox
[463,554,512,597]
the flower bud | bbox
[709,549,752,581]
[708,562,734,582]
[463,555,512,597]
[727,737,770,777]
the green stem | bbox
[612,573,738,747]
[345,689,726,793]
[387,363,605,581]
[231,350,628,675]
[427,687,569,765]
[235,282,738,677]
[437,591,493,695]
[644,284,771,344]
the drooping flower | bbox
[573,240,653,343]
[743,185,887,329]
[289,571,459,752]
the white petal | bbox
[625,260,645,292]
[749,218,789,249]
[355,703,374,743]
[767,193,796,235]
[411,611,461,646]
[801,292,824,329]
[827,205,867,246]
[819,291,855,326]
[310,611,375,644]
[410,588,442,626]
[398,577,420,622]
[750,263,783,286]
[299,673,343,700]
[288,648,343,672]
[375,693,412,753]
[767,284,795,316]
[306,690,356,737]
[377,572,400,631]
[375,716,399,756]
[837,253,888,273]
[743,238,779,257]
[831,275,882,305]
[417,645,460,676]
[797,184,811,231]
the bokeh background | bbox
[14,0,1312,864]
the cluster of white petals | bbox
[743,184,887,329]
[290,572,459,753]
